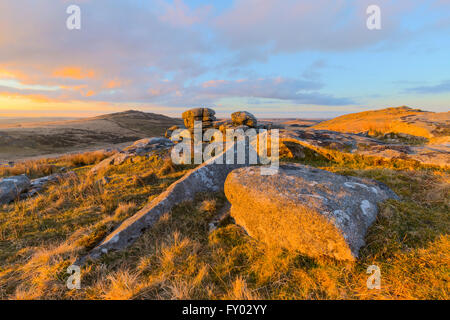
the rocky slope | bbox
[313,106,450,144]
[280,129,450,168]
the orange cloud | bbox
[0,67,32,83]
[52,67,96,80]
[104,79,122,89]
[85,90,95,97]
[0,91,59,103]
[59,84,88,91]
[0,69,17,79]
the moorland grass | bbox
[0,151,115,179]
[0,148,448,300]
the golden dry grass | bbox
[0,150,193,299]
[0,147,448,300]
[0,151,114,179]
[313,106,449,142]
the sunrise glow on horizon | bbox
[1,0,449,119]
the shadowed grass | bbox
[0,150,115,179]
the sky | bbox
[0,0,449,118]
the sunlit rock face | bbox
[231,111,258,128]
[312,106,450,141]
[79,139,257,264]
[89,137,174,174]
[182,108,217,129]
[225,164,399,261]
[279,129,450,168]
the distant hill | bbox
[0,110,183,161]
[0,117,78,128]
[313,106,450,143]
[92,110,181,131]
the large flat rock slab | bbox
[224,164,399,261]
[79,141,256,263]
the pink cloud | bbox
[159,0,212,27]
[214,0,419,53]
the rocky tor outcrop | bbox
[225,164,399,261]
[90,137,174,174]
[231,111,258,128]
[182,108,217,129]
[123,137,174,155]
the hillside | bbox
[0,110,183,162]
[313,106,450,143]
[0,107,448,300]
[0,132,448,300]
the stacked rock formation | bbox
[216,110,267,133]
[231,111,257,128]
[182,108,216,130]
